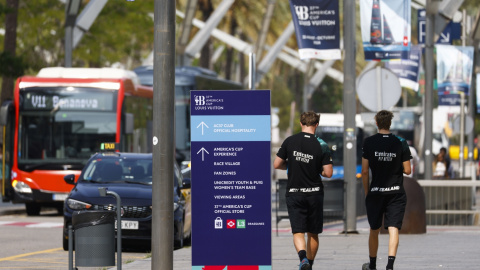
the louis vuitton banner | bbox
[289,0,341,60]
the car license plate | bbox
[53,194,68,201]
[115,220,139,230]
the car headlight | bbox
[12,180,32,194]
[66,198,92,210]
[174,202,179,211]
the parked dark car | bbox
[62,152,191,250]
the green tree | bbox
[1,0,24,106]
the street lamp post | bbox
[343,0,357,233]
[153,0,175,269]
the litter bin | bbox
[73,210,116,267]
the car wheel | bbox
[63,236,69,251]
[63,226,74,251]
[56,204,64,215]
[25,203,41,216]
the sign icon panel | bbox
[214,217,223,229]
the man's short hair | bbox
[300,111,320,127]
[374,110,394,130]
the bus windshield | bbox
[316,126,364,167]
[18,87,117,170]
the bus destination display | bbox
[21,89,115,111]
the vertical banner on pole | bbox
[360,0,411,60]
[436,45,474,106]
[289,0,341,60]
[384,45,422,91]
[191,90,272,270]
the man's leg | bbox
[306,232,319,260]
[362,228,380,269]
[293,232,307,252]
[293,233,311,269]
[387,226,399,256]
[386,227,399,269]
[368,228,380,257]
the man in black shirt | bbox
[274,111,333,270]
[361,110,411,270]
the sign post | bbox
[191,90,272,270]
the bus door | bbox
[0,101,15,201]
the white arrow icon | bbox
[197,147,209,161]
[439,32,450,43]
[196,121,209,135]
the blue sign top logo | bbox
[191,90,270,116]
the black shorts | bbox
[286,194,324,234]
[365,193,407,230]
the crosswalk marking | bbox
[0,221,63,228]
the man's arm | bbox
[322,164,333,178]
[403,160,411,176]
[273,156,287,170]
[361,157,370,196]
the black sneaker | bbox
[299,258,311,270]
[362,262,376,270]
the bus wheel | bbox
[25,203,41,216]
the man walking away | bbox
[361,110,411,270]
[274,111,333,270]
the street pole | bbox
[470,40,479,181]
[424,5,435,180]
[249,53,256,90]
[153,0,175,269]
[467,24,477,181]
[343,0,357,233]
[303,60,314,112]
[64,0,81,67]
[459,91,465,177]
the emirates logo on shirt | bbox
[375,151,396,161]
[293,151,313,163]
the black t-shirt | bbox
[362,133,412,195]
[276,132,333,196]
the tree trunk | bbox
[1,0,20,104]
[198,0,213,69]
[225,17,237,80]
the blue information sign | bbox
[417,9,461,45]
[191,90,272,270]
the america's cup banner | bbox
[384,45,421,91]
[289,0,341,60]
[360,0,411,61]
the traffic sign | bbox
[357,67,402,112]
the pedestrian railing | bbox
[417,180,480,226]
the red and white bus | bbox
[0,67,153,215]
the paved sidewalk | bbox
[112,218,480,270]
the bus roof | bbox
[37,67,140,85]
[18,67,153,98]
[318,113,364,128]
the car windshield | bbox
[81,157,153,184]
